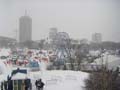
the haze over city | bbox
[1,1,120,90]
[0,0,120,42]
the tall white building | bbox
[92,33,102,43]
[19,14,32,42]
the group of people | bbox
[35,79,45,90]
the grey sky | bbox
[0,0,120,42]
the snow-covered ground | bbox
[30,70,88,90]
[0,61,88,90]
[1,49,120,90]
[0,69,88,90]
[0,48,89,90]
[91,52,120,70]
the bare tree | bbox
[85,64,120,90]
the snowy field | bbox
[30,70,88,90]
[91,53,120,70]
[0,61,88,90]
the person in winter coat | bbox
[35,80,38,90]
[36,79,45,90]
[1,82,4,90]
[4,81,7,90]
[8,77,13,90]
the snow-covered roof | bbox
[11,72,29,80]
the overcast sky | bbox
[0,0,120,42]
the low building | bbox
[0,36,16,47]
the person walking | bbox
[36,79,45,90]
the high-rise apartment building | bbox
[19,14,32,42]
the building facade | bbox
[0,36,16,47]
[19,15,32,42]
[92,33,102,43]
